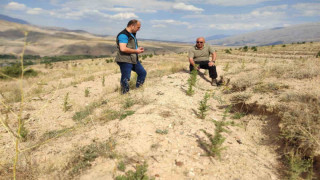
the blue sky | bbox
[1,0,319,41]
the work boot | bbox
[211,78,217,86]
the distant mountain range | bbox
[208,22,320,46]
[205,34,231,41]
[1,14,320,51]
[0,14,29,24]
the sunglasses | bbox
[196,41,204,44]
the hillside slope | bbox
[1,42,320,179]
[0,20,190,56]
[0,53,280,179]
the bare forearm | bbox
[119,43,144,54]
[211,52,217,61]
[189,58,196,66]
[120,46,137,54]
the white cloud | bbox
[250,5,287,17]
[210,23,263,30]
[184,4,287,29]
[151,19,189,25]
[185,4,287,20]
[5,2,26,10]
[110,13,138,20]
[47,8,138,20]
[105,7,135,12]
[61,0,170,13]
[172,2,203,12]
[27,8,45,15]
[292,3,320,16]
[59,0,204,14]
[152,24,167,28]
[182,4,289,31]
[151,19,193,28]
[180,0,275,6]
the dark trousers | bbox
[189,61,217,79]
[117,61,147,94]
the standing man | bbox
[115,19,147,94]
[188,37,218,86]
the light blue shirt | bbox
[118,33,138,49]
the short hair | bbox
[127,19,139,27]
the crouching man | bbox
[188,37,218,86]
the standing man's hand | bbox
[136,47,144,54]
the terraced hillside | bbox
[0,42,319,179]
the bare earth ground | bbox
[1,42,320,179]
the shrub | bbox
[117,161,126,172]
[20,123,28,142]
[63,92,71,112]
[102,76,105,86]
[224,49,231,54]
[0,64,37,79]
[85,88,90,97]
[115,162,154,180]
[186,67,198,96]
[67,139,117,177]
[223,62,230,72]
[119,111,135,120]
[0,54,16,59]
[123,97,135,109]
[23,55,41,60]
[230,92,252,105]
[100,109,135,121]
[72,102,100,121]
[198,120,229,159]
[251,46,257,51]
[155,129,168,135]
[286,151,313,180]
[198,92,210,119]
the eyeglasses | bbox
[196,41,204,44]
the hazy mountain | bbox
[42,26,89,34]
[205,34,230,41]
[0,14,29,24]
[208,22,320,46]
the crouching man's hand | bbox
[208,61,215,67]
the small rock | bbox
[175,160,184,167]
[157,91,164,95]
[236,140,242,144]
[23,113,30,120]
[188,171,195,177]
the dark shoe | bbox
[211,78,217,86]
[216,76,224,86]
